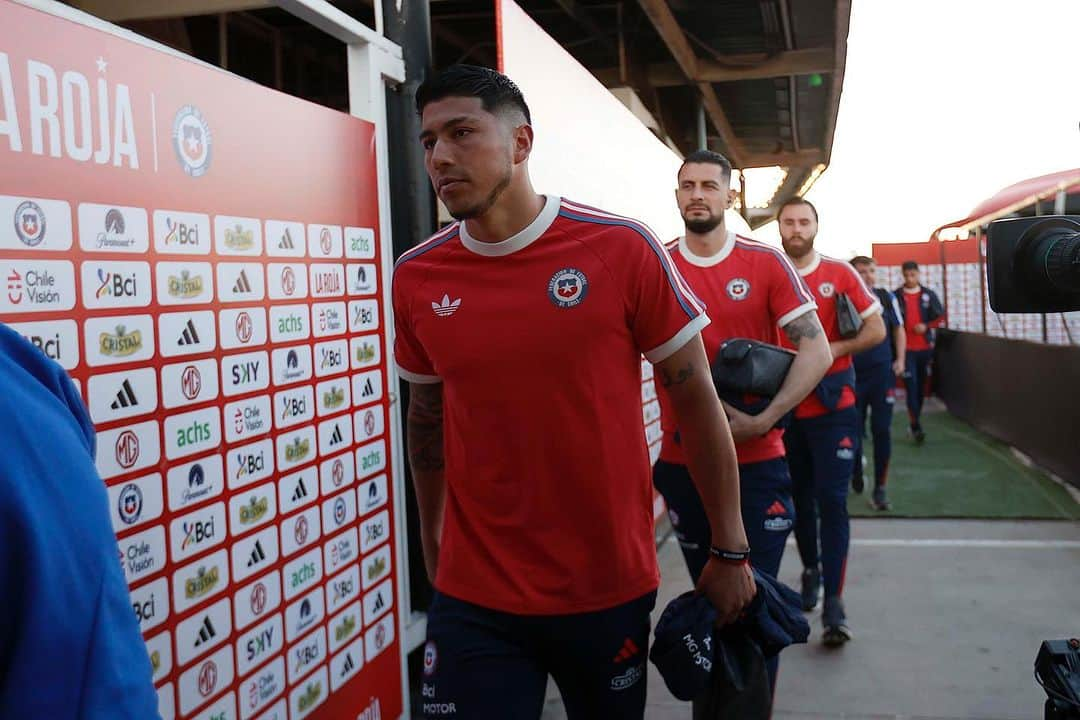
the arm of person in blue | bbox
[0,324,159,719]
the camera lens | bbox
[1019,219,1080,296]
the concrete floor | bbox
[540,518,1080,720]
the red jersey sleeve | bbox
[391,266,440,384]
[623,224,709,363]
[838,261,883,318]
[765,247,818,328]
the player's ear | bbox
[512,123,533,165]
[726,188,737,209]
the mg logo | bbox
[332,460,344,488]
[235,312,253,344]
[281,267,296,296]
[320,228,332,256]
[250,582,267,615]
[181,365,202,400]
[115,430,140,469]
[197,660,218,697]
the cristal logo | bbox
[285,438,310,463]
[367,555,387,581]
[164,218,200,246]
[95,268,138,299]
[298,681,323,712]
[334,614,357,643]
[239,495,269,525]
[224,225,254,250]
[99,325,142,357]
[181,365,202,400]
[323,386,345,410]
[185,565,220,599]
[167,270,204,298]
[355,343,376,364]
[181,516,216,550]
[115,429,140,469]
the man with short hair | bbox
[394,65,755,719]
[895,261,944,443]
[850,256,906,510]
[653,150,832,692]
[777,198,885,645]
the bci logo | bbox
[165,218,200,246]
[181,516,216,550]
[25,332,62,360]
[133,592,158,624]
[320,347,342,369]
[281,395,307,420]
[236,451,266,480]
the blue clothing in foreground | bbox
[0,324,159,718]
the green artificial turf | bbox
[848,408,1080,520]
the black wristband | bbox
[709,546,750,562]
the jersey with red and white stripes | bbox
[779,251,882,419]
[392,195,707,614]
[656,231,817,465]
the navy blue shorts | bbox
[421,590,657,720]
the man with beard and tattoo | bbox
[652,150,832,696]
[392,66,755,720]
[777,198,885,646]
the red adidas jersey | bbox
[392,196,708,614]
[901,288,932,351]
[657,232,816,465]
[780,252,881,419]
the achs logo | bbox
[114,430,140,469]
[167,270,204,298]
[239,495,269,525]
[819,282,835,298]
[185,564,220,599]
[99,325,143,357]
[431,294,461,317]
[726,277,751,301]
[610,664,644,691]
[14,201,45,247]
[173,105,212,177]
[547,268,588,308]
[285,437,311,463]
[224,225,254,251]
[117,483,143,524]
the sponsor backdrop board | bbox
[0,3,401,719]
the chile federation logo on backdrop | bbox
[172,105,212,177]
[548,268,588,308]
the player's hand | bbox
[914,322,928,335]
[892,359,905,376]
[696,557,756,627]
[723,404,769,443]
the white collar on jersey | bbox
[458,194,561,257]
[678,230,736,267]
[796,251,822,276]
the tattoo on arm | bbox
[782,312,824,345]
[407,383,445,472]
[659,362,695,388]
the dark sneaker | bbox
[914,428,926,444]
[800,567,821,612]
[851,469,865,494]
[822,596,853,647]
[871,487,891,511]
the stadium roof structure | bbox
[68,0,850,229]
[932,168,1080,240]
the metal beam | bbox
[69,0,271,21]
[697,82,744,166]
[552,0,618,57]
[821,0,851,165]
[741,149,824,169]
[593,48,836,87]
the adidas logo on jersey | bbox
[431,294,461,317]
[613,637,639,663]
[765,500,787,517]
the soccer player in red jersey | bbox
[895,261,944,444]
[393,65,755,719]
[652,150,832,695]
[777,198,885,646]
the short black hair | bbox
[902,260,920,272]
[777,196,818,222]
[679,150,732,183]
[850,255,875,267]
[416,64,532,125]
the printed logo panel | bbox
[96,420,160,479]
[219,307,268,350]
[229,481,278,537]
[159,310,217,358]
[355,439,387,481]
[358,473,388,517]
[88,367,158,424]
[164,406,221,460]
[288,663,328,720]
[283,546,323,602]
[314,377,350,418]
[145,630,173,685]
[349,334,381,371]
[268,304,309,344]
[231,525,280,584]
[351,369,382,407]
[280,504,321,559]
[307,224,343,259]
[359,509,390,555]
[172,548,230,615]
[108,472,164,532]
[84,313,155,366]
[266,263,308,301]
[238,655,286,720]
[322,526,359,578]
[346,263,377,296]
[158,683,176,720]
[236,612,284,678]
[153,210,211,256]
[327,601,361,655]
[228,438,275,490]
[265,220,306,259]
[276,425,317,473]
[7,319,80,369]
[131,576,170,634]
[364,612,395,663]
[360,543,392,592]
[224,394,273,444]
[166,454,225,513]
[287,626,327,686]
[326,563,361,616]
[233,570,282,632]
[310,301,346,338]
[362,578,394,626]
[317,415,353,458]
[347,299,379,333]
[251,698,287,720]
[118,524,167,585]
[214,215,263,257]
[169,502,227,564]
[155,261,214,306]
[308,263,344,298]
[221,350,270,397]
[78,203,149,254]
[177,644,233,716]
[175,596,232,667]
[270,345,313,388]
[321,489,357,537]
[329,637,364,693]
[193,693,236,720]
[80,260,152,309]
[162,357,218,412]
[285,586,325,644]
[313,338,347,378]
[353,405,385,444]
[1,195,73,251]
[278,465,319,515]
[0,259,76,314]
[319,452,354,497]
[217,264,266,303]
[344,226,376,260]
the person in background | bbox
[0,324,160,718]
[777,198,885,646]
[850,256,906,511]
[895,260,945,444]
